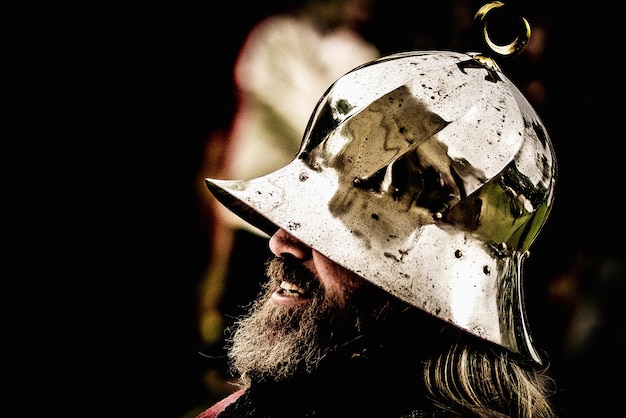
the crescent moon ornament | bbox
[475,1,531,57]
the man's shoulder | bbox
[196,389,245,418]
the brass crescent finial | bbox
[475,1,531,57]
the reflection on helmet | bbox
[206,50,557,364]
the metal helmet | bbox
[206,50,557,364]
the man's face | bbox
[268,228,364,308]
[226,228,401,384]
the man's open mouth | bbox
[278,281,307,297]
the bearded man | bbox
[199,48,558,418]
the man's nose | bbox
[269,228,310,260]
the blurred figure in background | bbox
[197,0,380,402]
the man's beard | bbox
[225,256,404,385]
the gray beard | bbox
[225,257,402,386]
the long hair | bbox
[423,339,556,418]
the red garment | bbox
[196,390,245,418]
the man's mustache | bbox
[265,255,318,292]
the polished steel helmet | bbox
[206,50,557,364]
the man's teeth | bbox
[280,281,305,295]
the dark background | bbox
[23,1,623,417]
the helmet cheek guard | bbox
[206,51,557,364]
